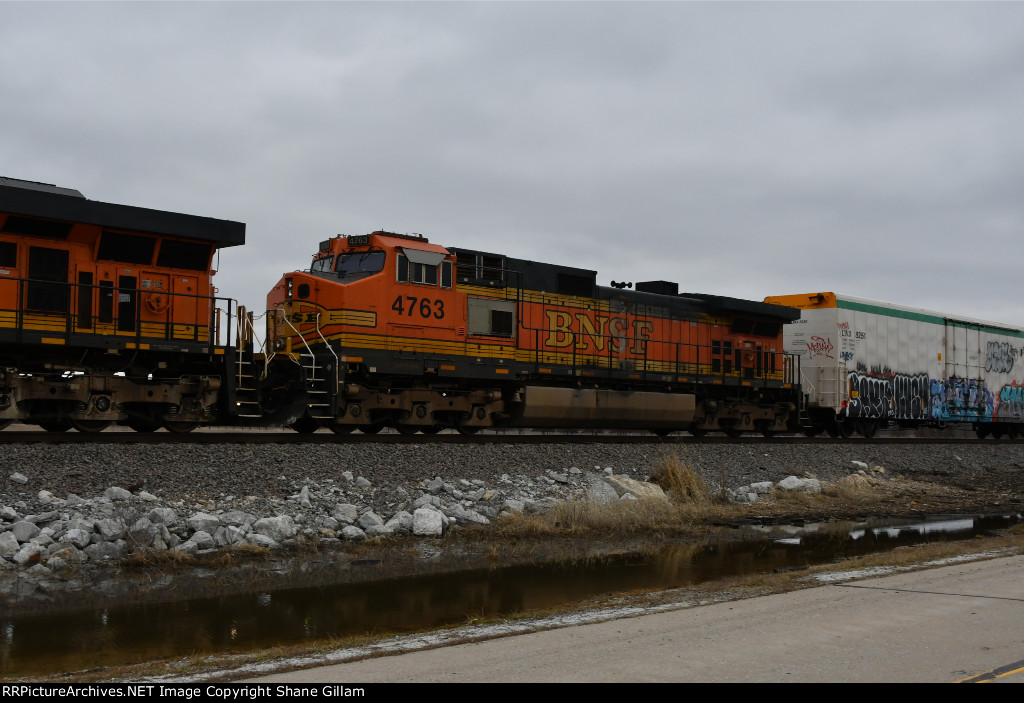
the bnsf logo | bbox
[545,311,653,354]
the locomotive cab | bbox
[267,230,457,352]
[265,231,464,431]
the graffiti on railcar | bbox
[806,335,834,359]
[846,368,929,420]
[929,376,995,421]
[843,368,1014,422]
[986,341,1017,374]
[995,382,1024,421]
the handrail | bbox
[312,312,339,393]
[280,312,321,387]
[5,273,230,348]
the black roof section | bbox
[450,246,800,321]
[0,177,245,248]
[684,292,801,322]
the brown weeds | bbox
[120,548,197,569]
[649,452,713,503]
[207,543,273,567]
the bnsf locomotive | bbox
[265,231,801,436]
[0,177,243,433]
[4,177,1024,440]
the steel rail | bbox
[0,430,1014,445]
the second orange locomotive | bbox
[266,231,801,435]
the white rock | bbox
[777,476,822,494]
[13,543,42,566]
[60,529,92,550]
[104,486,133,501]
[603,475,667,501]
[11,521,41,543]
[341,525,366,541]
[253,515,297,542]
[412,507,444,536]
[186,512,222,534]
[357,511,384,530]
[0,531,20,558]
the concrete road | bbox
[245,555,1024,683]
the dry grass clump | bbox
[491,452,747,538]
[493,496,727,538]
[649,452,713,503]
[121,548,197,569]
[824,473,876,499]
[207,542,273,567]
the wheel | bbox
[125,418,161,433]
[834,417,854,438]
[394,423,420,435]
[976,425,991,439]
[420,425,443,435]
[38,418,72,432]
[456,424,481,436]
[359,423,385,435]
[803,426,823,437]
[328,424,355,435]
[857,419,877,438]
[70,419,111,433]
[722,422,743,438]
[1008,424,1021,440]
[825,424,840,438]
[689,426,708,438]
[0,420,11,431]
[290,414,320,434]
[163,420,199,434]
[651,428,673,437]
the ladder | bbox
[234,307,264,419]
[280,311,339,421]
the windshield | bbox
[336,250,385,278]
[311,255,334,272]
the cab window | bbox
[335,251,385,279]
[311,255,334,273]
[397,255,452,288]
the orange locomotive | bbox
[266,231,802,435]
[0,177,244,432]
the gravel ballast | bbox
[3,440,1022,507]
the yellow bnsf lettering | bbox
[545,310,573,347]
[631,320,654,355]
[545,310,654,355]
[574,313,610,352]
[610,317,629,353]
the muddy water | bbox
[1,513,1019,677]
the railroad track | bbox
[0,429,1015,445]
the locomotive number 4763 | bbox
[392,295,446,320]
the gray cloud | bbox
[2,2,1023,326]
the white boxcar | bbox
[763,292,1024,438]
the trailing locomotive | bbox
[0,177,244,432]
[264,231,802,436]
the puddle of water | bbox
[0,513,1019,677]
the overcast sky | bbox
[3,2,1023,326]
